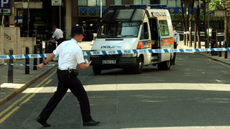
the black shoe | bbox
[36,116,51,127]
[83,120,100,126]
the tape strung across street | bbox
[0,48,229,60]
[84,48,230,56]
[0,53,51,60]
[0,47,229,66]
[0,63,58,67]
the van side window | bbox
[159,20,169,36]
[140,23,149,40]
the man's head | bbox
[51,24,57,31]
[71,24,86,43]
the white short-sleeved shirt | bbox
[52,28,64,40]
[173,30,180,44]
[53,39,85,70]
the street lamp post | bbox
[207,0,210,42]
[27,0,30,37]
[100,0,102,18]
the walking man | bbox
[172,25,180,65]
[36,24,100,127]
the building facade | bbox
[10,0,222,41]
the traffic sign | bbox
[52,0,62,6]
[0,0,10,8]
[215,10,225,17]
[0,0,11,14]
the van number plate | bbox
[102,60,116,64]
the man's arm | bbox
[79,61,92,69]
[48,37,54,43]
[48,30,57,43]
[37,53,56,69]
[177,33,180,44]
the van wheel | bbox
[157,63,163,70]
[93,65,101,75]
[158,60,171,70]
[135,57,143,74]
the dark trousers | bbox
[173,43,177,63]
[39,70,92,122]
[57,38,64,46]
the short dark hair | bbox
[51,24,57,28]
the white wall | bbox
[20,37,35,54]
[4,27,20,55]
[3,27,36,55]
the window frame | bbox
[114,0,122,5]
[140,22,149,40]
[159,20,170,36]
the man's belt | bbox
[57,68,79,78]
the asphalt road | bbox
[0,53,230,129]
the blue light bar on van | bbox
[109,5,147,8]
[150,5,167,8]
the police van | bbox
[90,5,174,75]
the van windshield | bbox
[97,22,140,38]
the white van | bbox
[90,5,174,74]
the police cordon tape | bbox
[0,63,58,67]
[0,48,230,60]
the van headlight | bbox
[121,54,137,57]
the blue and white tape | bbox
[83,48,230,56]
[0,53,51,59]
[0,48,229,59]
[0,63,58,67]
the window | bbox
[78,0,87,6]
[96,0,106,6]
[168,0,176,7]
[97,22,140,38]
[177,0,181,7]
[103,9,145,22]
[134,0,141,4]
[134,0,150,5]
[88,0,96,6]
[150,0,159,4]
[140,23,149,39]
[114,0,122,5]
[78,0,106,6]
[177,0,185,8]
[160,0,167,5]
[159,20,169,36]
[143,0,150,4]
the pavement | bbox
[0,40,230,106]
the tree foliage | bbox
[209,0,224,11]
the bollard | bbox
[33,45,37,70]
[219,41,222,57]
[0,73,1,91]
[8,49,13,83]
[225,41,227,59]
[45,41,48,53]
[39,42,43,63]
[25,47,30,74]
